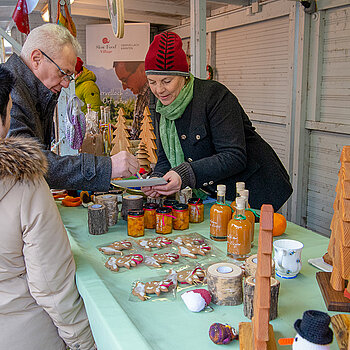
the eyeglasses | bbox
[39,49,74,82]
[119,71,133,85]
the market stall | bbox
[58,202,337,350]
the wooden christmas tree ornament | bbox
[317,146,350,312]
[110,108,131,155]
[331,314,350,350]
[239,204,277,350]
[139,106,157,164]
[136,141,151,173]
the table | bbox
[58,203,338,350]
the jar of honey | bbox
[227,197,252,260]
[188,197,204,223]
[127,210,144,237]
[210,185,232,241]
[156,206,173,234]
[143,203,158,229]
[172,203,189,230]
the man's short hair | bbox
[0,66,14,126]
[113,61,144,74]
[21,23,81,61]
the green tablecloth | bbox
[58,203,337,350]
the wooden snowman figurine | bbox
[292,310,333,349]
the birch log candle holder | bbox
[121,194,144,220]
[88,204,108,235]
[207,262,243,306]
[95,194,118,226]
[243,276,280,320]
[245,254,275,278]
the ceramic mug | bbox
[273,239,303,279]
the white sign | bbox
[86,23,150,68]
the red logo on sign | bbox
[102,37,110,44]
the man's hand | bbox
[111,151,139,179]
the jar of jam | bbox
[172,203,189,230]
[163,199,179,209]
[127,210,144,237]
[188,198,204,223]
[156,206,173,234]
[143,203,158,229]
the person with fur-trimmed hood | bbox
[0,66,95,349]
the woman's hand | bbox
[151,171,182,196]
[141,185,160,198]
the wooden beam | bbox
[208,0,248,4]
[190,0,206,79]
[75,0,189,17]
[0,27,22,54]
[71,3,181,25]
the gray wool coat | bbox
[153,78,293,211]
[3,54,111,191]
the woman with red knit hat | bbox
[142,31,292,211]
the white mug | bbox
[273,239,303,279]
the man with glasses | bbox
[113,61,150,139]
[3,23,139,191]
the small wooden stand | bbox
[316,272,350,312]
[239,323,277,350]
[331,314,350,350]
[239,204,277,350]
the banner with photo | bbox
[86,23,150,128]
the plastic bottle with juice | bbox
[227,197,252,260]
[210,184,232,241]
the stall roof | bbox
[0,0,249,29]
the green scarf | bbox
[157,74,194,168]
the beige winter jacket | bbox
[0,137,94,350]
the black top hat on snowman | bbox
[294,310,333,345]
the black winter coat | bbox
[154,78,292,211]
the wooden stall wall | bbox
[305,2,350,236]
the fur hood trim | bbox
[0,137,48,182]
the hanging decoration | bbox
[56,0,77,37]
[107,0,125,39]
[12,0,30,35]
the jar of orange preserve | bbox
[172,203,189,230]
[156,206,173,234]
[127,210,144,237]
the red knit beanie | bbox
[75,57,84,74]
[145,32,189,76]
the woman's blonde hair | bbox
[21,23,81,61]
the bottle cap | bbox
[236,182,245,191]
[217,184,226,195]
[241,189,249,200]
[188,197,203,204]
[236,197,245,210]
